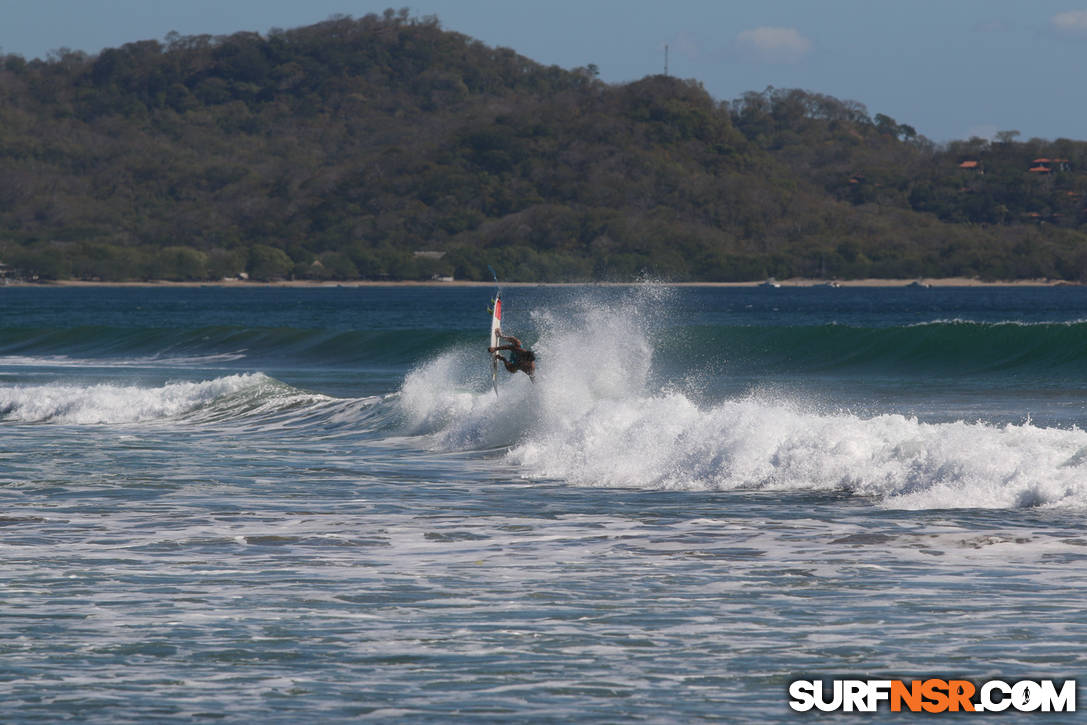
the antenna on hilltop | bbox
[664,44,669,76]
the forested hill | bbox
[3,10,1087,283]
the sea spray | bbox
[395,342,543,451]
[395,285,668,450]
[395,286,1087,509]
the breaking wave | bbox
[0,373,384,431]
[6,285,1087,509]
[394,286,1087,510]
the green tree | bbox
[247,245,293,280]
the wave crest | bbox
[509,393,1087,509]
[0,373,382,430]
[397,287,1087,509]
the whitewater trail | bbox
[395,287,1087,510]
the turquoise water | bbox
[2,285,1086,722]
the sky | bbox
[2,1,1087,143]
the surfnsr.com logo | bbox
[788,679,1076,713]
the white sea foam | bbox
[510,392,1087,509]
[398,286,1087,510]
[909,318,1087,327]
[0,373,276,424]
[0,352,247,368]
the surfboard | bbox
[489,292,502,396]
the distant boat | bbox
[906,280,931,289]
[815,281,841,288]
[758,279,781,288]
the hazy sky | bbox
[3,1,1086,142]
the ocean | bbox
[2,284,1085,722]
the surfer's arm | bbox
[497,334,522,347]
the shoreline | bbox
[2,276,1079,289]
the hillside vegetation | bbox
[3,10,1087,282]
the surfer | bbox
[489,331,536,381]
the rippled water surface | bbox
[3,285,1087,722]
